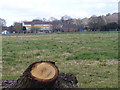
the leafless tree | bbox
[48,17,57,22]
[88,16,106,30]
[0,18,6,26]
[61,15,72,24]
[0,18,6,33]
[13,22,22,33]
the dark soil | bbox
[2,73,78,89]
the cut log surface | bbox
[31,62,58,82]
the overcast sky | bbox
[0,0,119,26]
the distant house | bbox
[33,22,53,33]
[62,24,78,32]
[52,21,63,32]
[22,21,32,33]
[23,20,65,33]
[23,20,79,33]
[23,20,53,33]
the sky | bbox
[0,0,119,26]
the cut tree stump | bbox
[2,61,78,89]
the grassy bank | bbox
[2,31,118,88]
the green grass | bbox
[2,31,118,88]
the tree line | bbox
[1,12,119,33]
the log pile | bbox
[2,61,78,89]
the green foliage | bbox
[101,22,119,31]
[66,52,118,60]
[3,57,13,61]
[2,31,118,88]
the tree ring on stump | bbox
[30,62,59,83]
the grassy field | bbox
[2,31,118,88]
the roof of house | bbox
[63,24,78,28]
[23,21,78,28]
[33,22,52,25]
[23,21,32,25]
[23,21,64,26]
[23,21,53,25]
[51,21,63,25]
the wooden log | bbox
[7,61,59,88]
[2,61,78,89]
